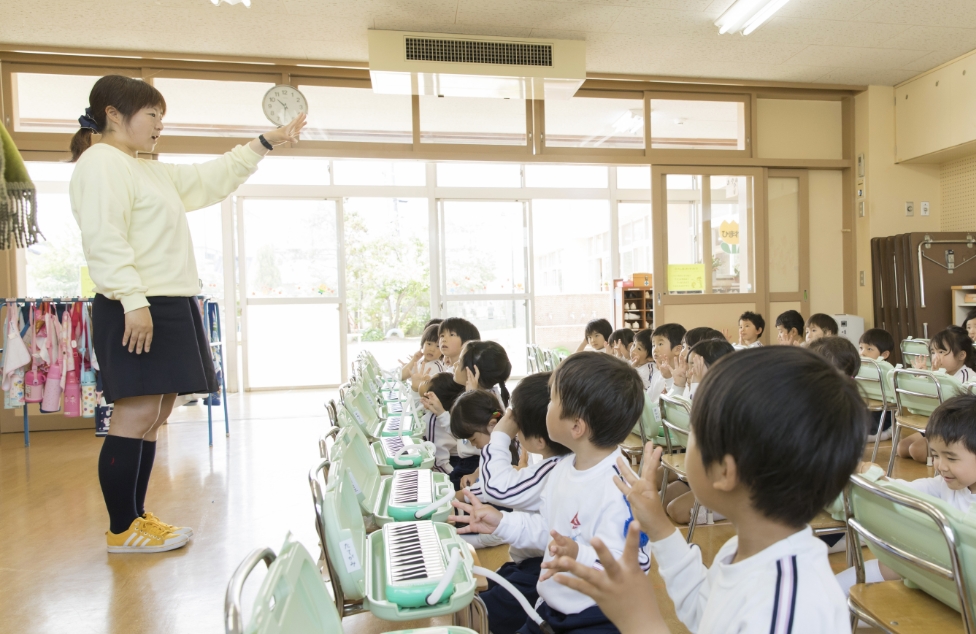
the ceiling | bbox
[3,0,976,86]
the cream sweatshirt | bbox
[69,143,263,313]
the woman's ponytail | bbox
[70,128,94,162]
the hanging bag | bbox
[40,305,63,414]
[24,306,45,403]
[3,303,29,408]
[80,304,96,418]
[63,305,81,418]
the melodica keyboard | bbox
[387,469,436,521]
[380,414,415,437]
[383,521,453,608]
[380,436,424,468]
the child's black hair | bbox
[584,318,613,340]
[439,317,481,343]
[739,311,765,337]
[424,318,444,330]
[424,373,466,412]
[859,328,895,357]
[633,329,653,355]
[963,309,976,336]
[450,389,503,440]
[692,347,866,528]
[550,352,644,448]
[652,323,687,349]
[929,326,976,371]
[511,372,570,456]
[775,310,805,337]
[459,340,513,406]
[806,313,838,336]
[927,394,976,455]
[420,323,440,346]
[809,336,861,377]
[688,339,735,368]
[683,326,722,349]
[607,328,635,349]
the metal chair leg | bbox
[870,409,887,464]
[886,420,902,477]
[659,467,670,507]
[686,499,701,544]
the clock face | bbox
[262,85,308,126]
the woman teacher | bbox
[69,75,306,553]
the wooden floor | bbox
[0,393,916,634]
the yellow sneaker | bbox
[143,512,193,538]
[106,517,188,554]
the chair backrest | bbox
[632,391,661,443]
[342,385,380,432]
[526,344,538,374]
[659,394,692,450]
[855,356,896,405]
[846,475,976,630]
[901,338,932,370]
[893,368,964,417]
[225,534,340,634]
[321,470,369,602]
[326,426,382,513]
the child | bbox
[419,372,466,475]
[448,389,504,490]
[964,308,976,343]
[809,335,861,378]
[647,323,686,399]
[859,327,895,362]
[545,347,864,634]
[662,338,735,524]
[438,317,481,371]
[737,311,765,348]
[805,313,838,344]
[899,326,976,463]
[450,352,650,634]
[667,327,724,399]
[576,318,612,353]
[775,309,805,346]
[455,340,512,407]
[631,329,656,390]
[607,329,635,360]
[468,372,573,634]
[837,394,976,595]
[401,323,444,383]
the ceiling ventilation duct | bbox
[367,30,586,100]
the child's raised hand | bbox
[614,447,677,542]
[449,490,502,534]
[691,355,706,384]
[549,523,668,634]
[672,353,688,387]
[912,355,928,370]
[656,355,672,379]
[540,530,580,580]
[494,408,519,438]
[466,364,481,391]
[422,391,445,415]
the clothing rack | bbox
[2,297,92,446]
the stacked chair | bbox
[525,344,567,374]
[844,474,976,632]
[855,356,898,463]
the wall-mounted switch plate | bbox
[906,201,914,216]
[921,201,930,216]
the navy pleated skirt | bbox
[92,295,217,404]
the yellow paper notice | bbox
[667,264,705,292]
[80,267,96,298]
[719,220,740,245]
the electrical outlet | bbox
[859,271,865,286]
[906,201,915,217]
[858,200,865,217]
[921,201,930,216]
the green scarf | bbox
[0,121,41,250]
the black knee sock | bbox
[135,440,156,517]
[98,436,143,534]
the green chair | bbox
[888,368,965,475]
[855,356,897,463]
[620,392,662,476]
[844,474,976,632]
[657,394,710,542]
[224,531,480,634]
[901,338,931,370]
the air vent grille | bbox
[404,37,553,67]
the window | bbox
[300,85,412,143]
[420,96,526,145]
[26,193,85,298]
[436,163,521,188]
[333,160,424,186]
[544,96,645,149]
[13,73,103,133]
[618,203,653,280]
[524,164,607,188]
[650,99,746,151]
[248,157,331,185]
[616,166,651,190]
[153,78,274,137]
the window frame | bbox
[646,91,752,160]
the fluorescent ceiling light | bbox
[210,0,250,6]
[715,0,791,35]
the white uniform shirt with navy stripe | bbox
[651,526,849,633]
[467,430,564,513]
[895,474,976,512]
[955,366,973,383]
[493,448,652,616]
[636,362,655,390]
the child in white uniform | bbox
[900,326,976,463]
[418,373,466,475]
[451,352,650,634]
[630,329,656,390]
[736,310,765,348]
[402,323,445,387]
[647,323,685,400]
[544,347,863,634]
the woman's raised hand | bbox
[264,112,307,146]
